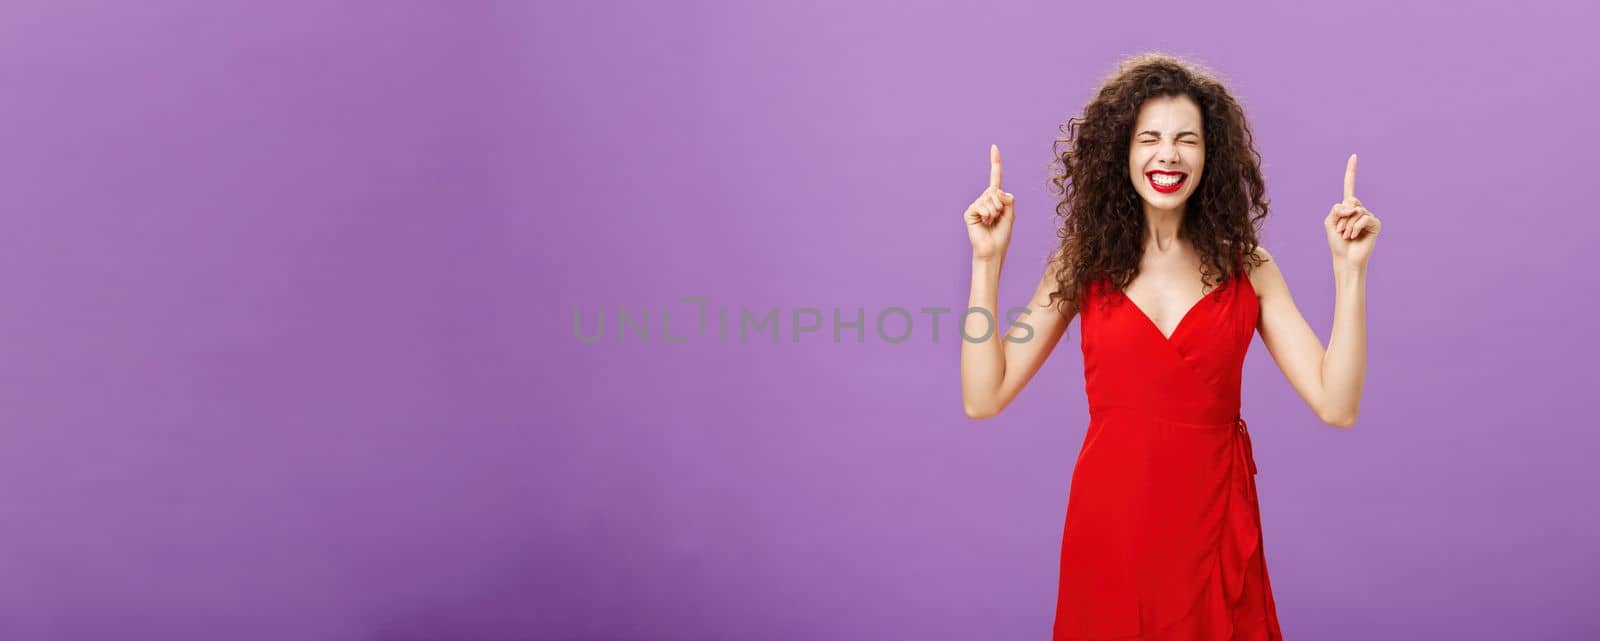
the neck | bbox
[1142,203,1187,252]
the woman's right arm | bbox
[960,145,1078,420]
[962,249,1075,419]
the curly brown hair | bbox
[1045,53,1269,313]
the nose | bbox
[1158,141,1183,165]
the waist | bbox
[1088,403,1243,429]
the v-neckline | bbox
[1122,276,1234,343]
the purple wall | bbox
[2,1,1595,639]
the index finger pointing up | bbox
[990,144,1003,189]
[1344,153,1358,201]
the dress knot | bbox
[1235,415,1258,477]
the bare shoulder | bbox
[1248,244,1273,276]
[1038,245,1076,314]
[1245,245,1287,297]
[1218,240,1275,290]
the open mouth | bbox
[1146,171,1187,194]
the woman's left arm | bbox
[1252,154,1381,429]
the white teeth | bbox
[1151,173,1184,187]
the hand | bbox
[1324,154,1381,269]
[965,144,1016,260]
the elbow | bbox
[1320,409,1357,429]
[964,400,999,421]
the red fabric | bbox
[1052,268,1283,641]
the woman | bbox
[959,54,1378,640]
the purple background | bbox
[2,1,1595,639]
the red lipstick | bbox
[1146,170,1187,194]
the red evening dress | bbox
[1052,267,1283,641]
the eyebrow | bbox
[1137,130,1201,138]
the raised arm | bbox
[1254,154,1382,428]
[960,145,1077,420]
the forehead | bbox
[1134,94,1202,131]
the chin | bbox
[1140,192,1191,211]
